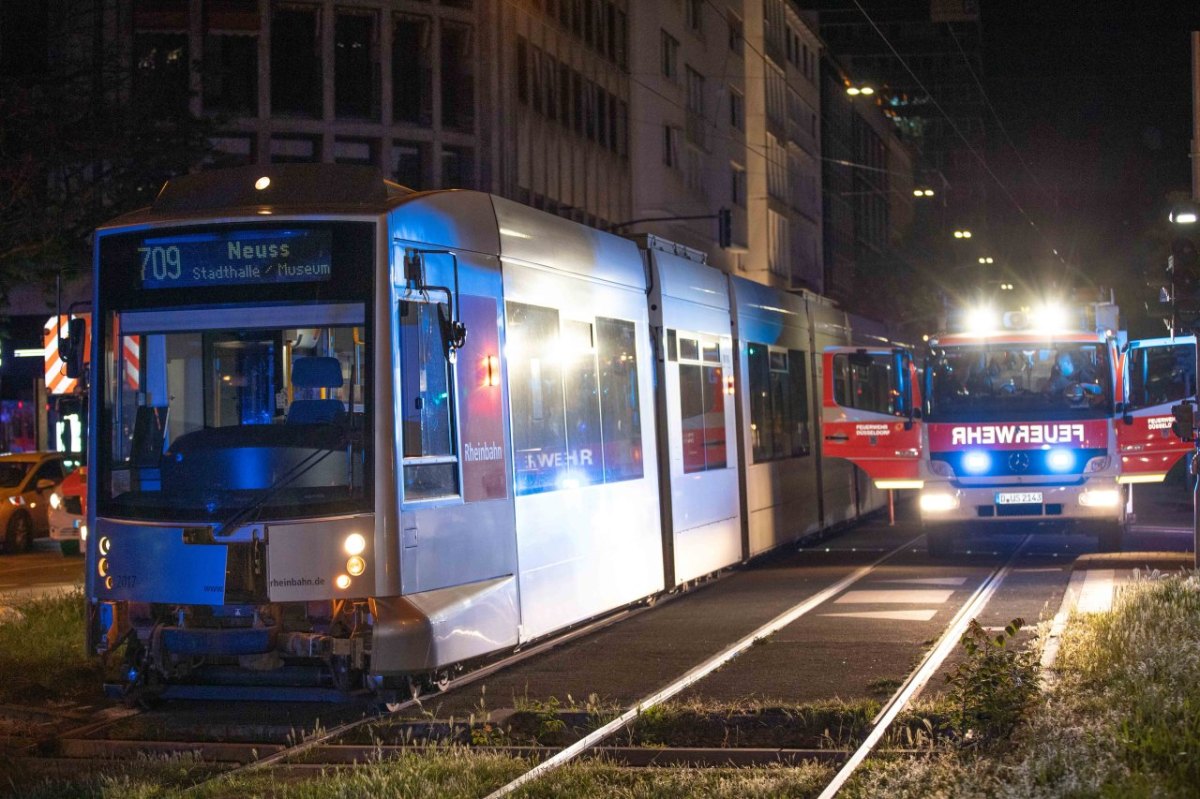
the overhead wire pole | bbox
[1192,31,1200,569]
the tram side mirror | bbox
[1171,401,1196,442]
[63,317,87,379]
[437,303,467,364]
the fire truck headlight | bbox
[964,305,999,335]
[1084,456,1110,473]
[80,524,88,542]
[1079,489,1121,508]
[49,492,62,511]
[920,493,959,513]
[1047,449,1076,472]
[962,451,991,475]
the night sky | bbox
[978,1,1200,329]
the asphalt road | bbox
[0,538,83,600]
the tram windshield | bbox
[926,342,1112,423]
[94,221,375,523]
[99,309,370,522]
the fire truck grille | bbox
[980,503,1064,517]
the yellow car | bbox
[0,453,79,553]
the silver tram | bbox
[84,165,894,700]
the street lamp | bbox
[953,229,972,239]
[977,256,994,264]
[913,188,935,197]
[846,85,875,96]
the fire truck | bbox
[821,300,1195,555]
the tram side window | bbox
[832,352,900,416]
[675,332,726,473]
[399,300,459,501]
[1127,345,1195,409]
[596,316,643,482]
[748,344,809,462]
[506,303,643,494]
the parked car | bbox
[0,452,79,553]
[49,466,87,556]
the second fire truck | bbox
[822,300,1195,555]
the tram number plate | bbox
[996,491,1043,505]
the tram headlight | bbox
[98,558,109,577]
[343,533,366,556]
[346,555,366,576]
[335,574,352,590]
[920,493,959,513]
[98,536,111,555]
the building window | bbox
[767,209,789,276]
[748,345,810,462]
[729,87,744,131]
[516,37,528,104]
[731,163,746,207]
[727,11,743,54]
[393,14,432,126]
[661,30,678,79]
[663,125,681,169]
[202,25,258,115]
[442,145,473,188]
[685,0,702,35]
[441,21,475,132]
[675,333,726,473]
[392,140,428,189]
[335,9,378,120]
[685,66,705,148]
[270,134,319,163]
[271,4,322,118]
[334,137,376,166]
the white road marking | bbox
[824,609,938,622]
[1076,569,1115,614]
[834,589,954,604]
[873,576,968,586]
[1013,567,1067,573]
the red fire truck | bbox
[822,300,1195,555]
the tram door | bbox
[821,347,923,488]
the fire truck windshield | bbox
[926,342,1112,422]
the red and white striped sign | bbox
[43,315,91,395]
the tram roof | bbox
[104,164,414,226]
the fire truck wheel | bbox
[925,526,956,558]
[1095,522,1123,553]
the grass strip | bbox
[0,586,100,705]
[842,571,1200,799]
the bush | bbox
[943,618,1039,745]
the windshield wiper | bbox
[213,445,340,537]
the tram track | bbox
[14,524,1048,798]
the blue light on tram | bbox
[962,450,991,474]
[1046,448,1076,472]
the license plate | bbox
[996,491,1043,505]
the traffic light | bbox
[717,207,732,249]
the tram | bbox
[84,164,897,700]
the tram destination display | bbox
[138,228,333,289]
